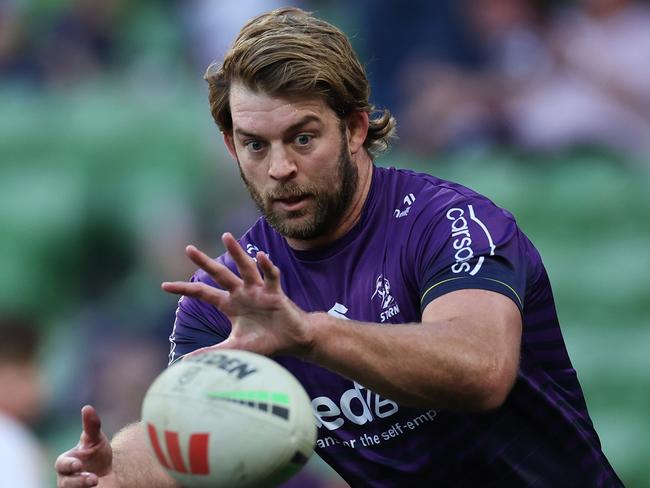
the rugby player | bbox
[56,8,622,487]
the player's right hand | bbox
[162,233,313,359]
[55,405,117,488]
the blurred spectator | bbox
[178,0,292,72]
[396,0,650,158]
[504,0,650,157]
[469,0,552,82]
[358,0,481,123]
[41,0,125,87]
[0,0,43,83]
[0,314,48,487]
[397,0,552,153]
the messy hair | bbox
[205,7,396,158]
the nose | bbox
[268,145,297,181]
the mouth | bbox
[272,194,311,212]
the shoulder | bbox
[374,166,529,285]
[374,165,516,234]
[375,165,506,207]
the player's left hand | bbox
[162,232,313,358]
[55,405,117,488]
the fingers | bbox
[162,236,282,302]
[185,245,242,291]
[222,233,263,285]
[80,405,101,447]
[56,406,107,487]
[57,472,99,488]
[56,455,83,475]
[257,251,281,291]
[55,455,99,487]
[57,471,98,488]
[162,281,229,308]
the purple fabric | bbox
[169,166,622,487]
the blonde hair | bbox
[205,7,396,158]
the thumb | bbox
[80,405,103,448]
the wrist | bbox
[301,311,332,362]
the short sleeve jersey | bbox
[169,166,621,487]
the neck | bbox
[286,152,374,251]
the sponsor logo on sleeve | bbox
[446,205,496,276]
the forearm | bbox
[109,422,178,488]
[307,312,515,411]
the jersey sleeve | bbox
[410,192,527,313]
[167,269,232,365]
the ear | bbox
[223,132,238,161]
[345,111,369,155]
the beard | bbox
[238,138,359,241]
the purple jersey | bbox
[169,166,621,487]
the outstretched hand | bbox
[162,233,313,358]
[55,405,116,488]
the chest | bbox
[279,243,421,325]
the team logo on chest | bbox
[371,275,401,323]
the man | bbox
[0,315,48,488]
[56,8,622,487]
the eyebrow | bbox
[234,114,322,139]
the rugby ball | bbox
[141,349,316,487]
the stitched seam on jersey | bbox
[421,277,465,304]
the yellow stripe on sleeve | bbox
[420,277,465,304]
[481,278,523,308]
[420,276,523,309]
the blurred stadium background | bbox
[1,0,648,486]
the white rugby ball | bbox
[141,349,316,487]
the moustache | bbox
[266,184,313,201]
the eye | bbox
[245,140,265,152]
[294,134,312,146]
